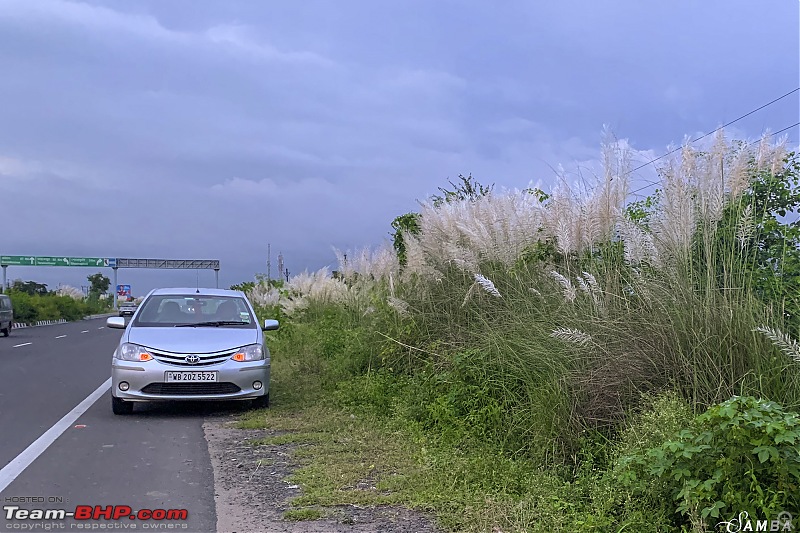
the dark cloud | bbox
[0,0,797,294]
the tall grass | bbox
[250,130,799,462]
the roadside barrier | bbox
[83,312,118,320]
[12,319,67,329]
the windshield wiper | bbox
[175,320,250,327]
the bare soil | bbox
[204,415,440,533]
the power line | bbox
[627,87,799,175]
[629,120,800,197]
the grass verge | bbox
[235,341,687,533]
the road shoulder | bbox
[205,414,439,533]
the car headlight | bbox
[231,344,264,362]
[116,343,153,362]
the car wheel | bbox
[251,392,270,409]
[112,396,134,415]
[1,326,8,337]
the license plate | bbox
[165,372,218,382]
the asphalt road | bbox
[0,318,235,532]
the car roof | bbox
[148,287,245,297]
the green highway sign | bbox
[1,256,115,267]
[0,255,35,266]
[35,256,67,266]
[67,257,106,267]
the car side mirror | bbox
[263,319,279,331]
[106,317,127,329]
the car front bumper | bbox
[111,358,270,402]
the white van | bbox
[0,294,13,337]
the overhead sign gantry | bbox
[0,256,221,309]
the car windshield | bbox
[132,295,256,328]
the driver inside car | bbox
[215,300,240,322]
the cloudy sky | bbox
[1,0,798,295]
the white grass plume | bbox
[653,153,697,257]
[56,284,83,299]
[248,284,281,307]
[617,220,660,266]
[581,271,604,312]
[387,297,410,316]
[474,273,501,298]
[753,326,800,363]
[550,271,576,302]
[333,244,399,282]
[736,203,754,249]
[550,328,592,347]
[581,272,600,293]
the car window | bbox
[132,295,255,328]
[0,297,10,310]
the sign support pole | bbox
[113,267,118,310]
[215,268,219,289]
[1,265,6,294]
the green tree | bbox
[390,212,422,267]
[430,173,494,207]
[741,152,800,329]
[11,280,48,296]
[230,281,256,293]
[253,273,284,288]
[703,151,800,332]
[87,272,110,298]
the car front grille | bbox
[141,383,242,395]
[148,348,237,367]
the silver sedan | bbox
[106,287,278,414]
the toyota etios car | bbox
[106,288,278,415]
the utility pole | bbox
[284,268,289,282]
[112,267,118,310]
[277,252,284,281]
[266,243,271,283]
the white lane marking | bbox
[55,335,67,339]
[0,378,111,494]
[98,327,105,330]
[80,330,89,334]
[12,343,32,348]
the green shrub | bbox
[575,391,696,531]
[621,396,800,529]
[8,291,37,322]
[35,299,61,320]
[6,289,109,323]
[52,295,86,321]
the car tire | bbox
[251,392,270,409]
[1,326,8,337]
[112,396,134,415]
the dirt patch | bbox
[204,415,440,533]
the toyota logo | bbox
[185,355,201,364]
